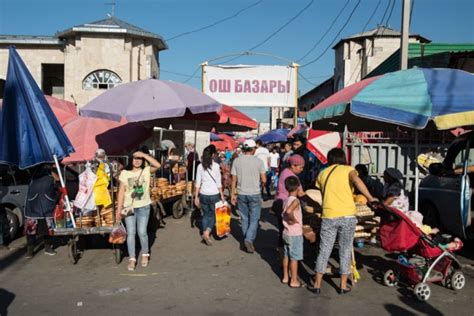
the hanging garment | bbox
[94,163,112,207]
[74,167,97,211]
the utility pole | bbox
[400,0,410,70]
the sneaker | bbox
[128,258,136,271]
[44,248,57,256]
[244,241,254,254]
[25,247,34,259]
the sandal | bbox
[128,258,136,271]
[141,254,150,267]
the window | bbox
[82,70,121,90]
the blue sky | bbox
[1,0,473,122]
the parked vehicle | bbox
[0,164,78,241]
[419,131,474,239]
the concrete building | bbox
[0,17,168,107]
[333,26,429,90]
[299,26,430,111]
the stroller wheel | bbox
[450,271,466,291]
[383,269,398,287]
[414,283,431,302]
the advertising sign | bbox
[203,64,297,108]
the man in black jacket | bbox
[24,165,61,258]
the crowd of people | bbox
[1,133,456,294]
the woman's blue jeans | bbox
[199,194,221,233]
[124,205,150,258]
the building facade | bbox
[299,26,430,112]
[0,17,168,107]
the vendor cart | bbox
[52,161,123,264]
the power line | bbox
[349,0,395,82]
[385,0,396,26]
[161,69,200,78]
[296,0,350,62]
[300,0,362,68]
[361,0,382,33]
[409,0,415,27]
[165,0,263,42]
[219,0,315,64]
[180,65,201,84]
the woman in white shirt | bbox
[195,145,225,245]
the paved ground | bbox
[1,200,474,316]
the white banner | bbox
[203,65,297,108]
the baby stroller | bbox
[370,202,466,302]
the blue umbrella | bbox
[0,46,76,226]
[0,46,74,169]
[255,128,290,144]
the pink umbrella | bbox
[44,95,78,126]
[0,96,78,127]
[62,117,152,164]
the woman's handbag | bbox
[109,222,127,244]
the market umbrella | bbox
[0,47,74,168]
[80,79,222,123]
[288,124,308,138]
[307,68,474,131]
[210,133,223,141]
[44,95,78,126]
[0,96,78,127]
[211,133,239,151]
[307,67,474,214]
[255,128,290,144]
[151,105,258,132]
[306,130,342,164]
[0,47,76,225]
[62,117,152,164]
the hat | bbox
[287,154,305,166]
[384,168,403,180]
[95,148,106,159]
[243,139,256,148]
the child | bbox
[382,168,462,251]
[281,176,304,288]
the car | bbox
[419,131,474,239]
[0,164,78,242]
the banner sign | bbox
[203,65,297,108]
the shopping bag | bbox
[108,223,127,244]
[215,201,231,238]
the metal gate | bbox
[348,142,449,194]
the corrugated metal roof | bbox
[365,43,474,78]
[332,26,430,49]
[56,17,167,50]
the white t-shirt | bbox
[195,162,222,195]
[269,152,280,168]
[255,147,270,172]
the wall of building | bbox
[0,34,161,108]
[0,45,64,84]
[334,36,422,90]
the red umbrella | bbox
[211,133,239,151]
[306,129,341,164]
[152,105,257,132]
[1,95,78,126]
[62,117,152,164]
[44,95,78,126]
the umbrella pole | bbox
[189,121,198,215]
[53,154,76,228]
[414,131,419,212]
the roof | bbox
[365,43,474,78]
[332,26,430,49]
[56,17,168,50]
[0,35,63,45]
